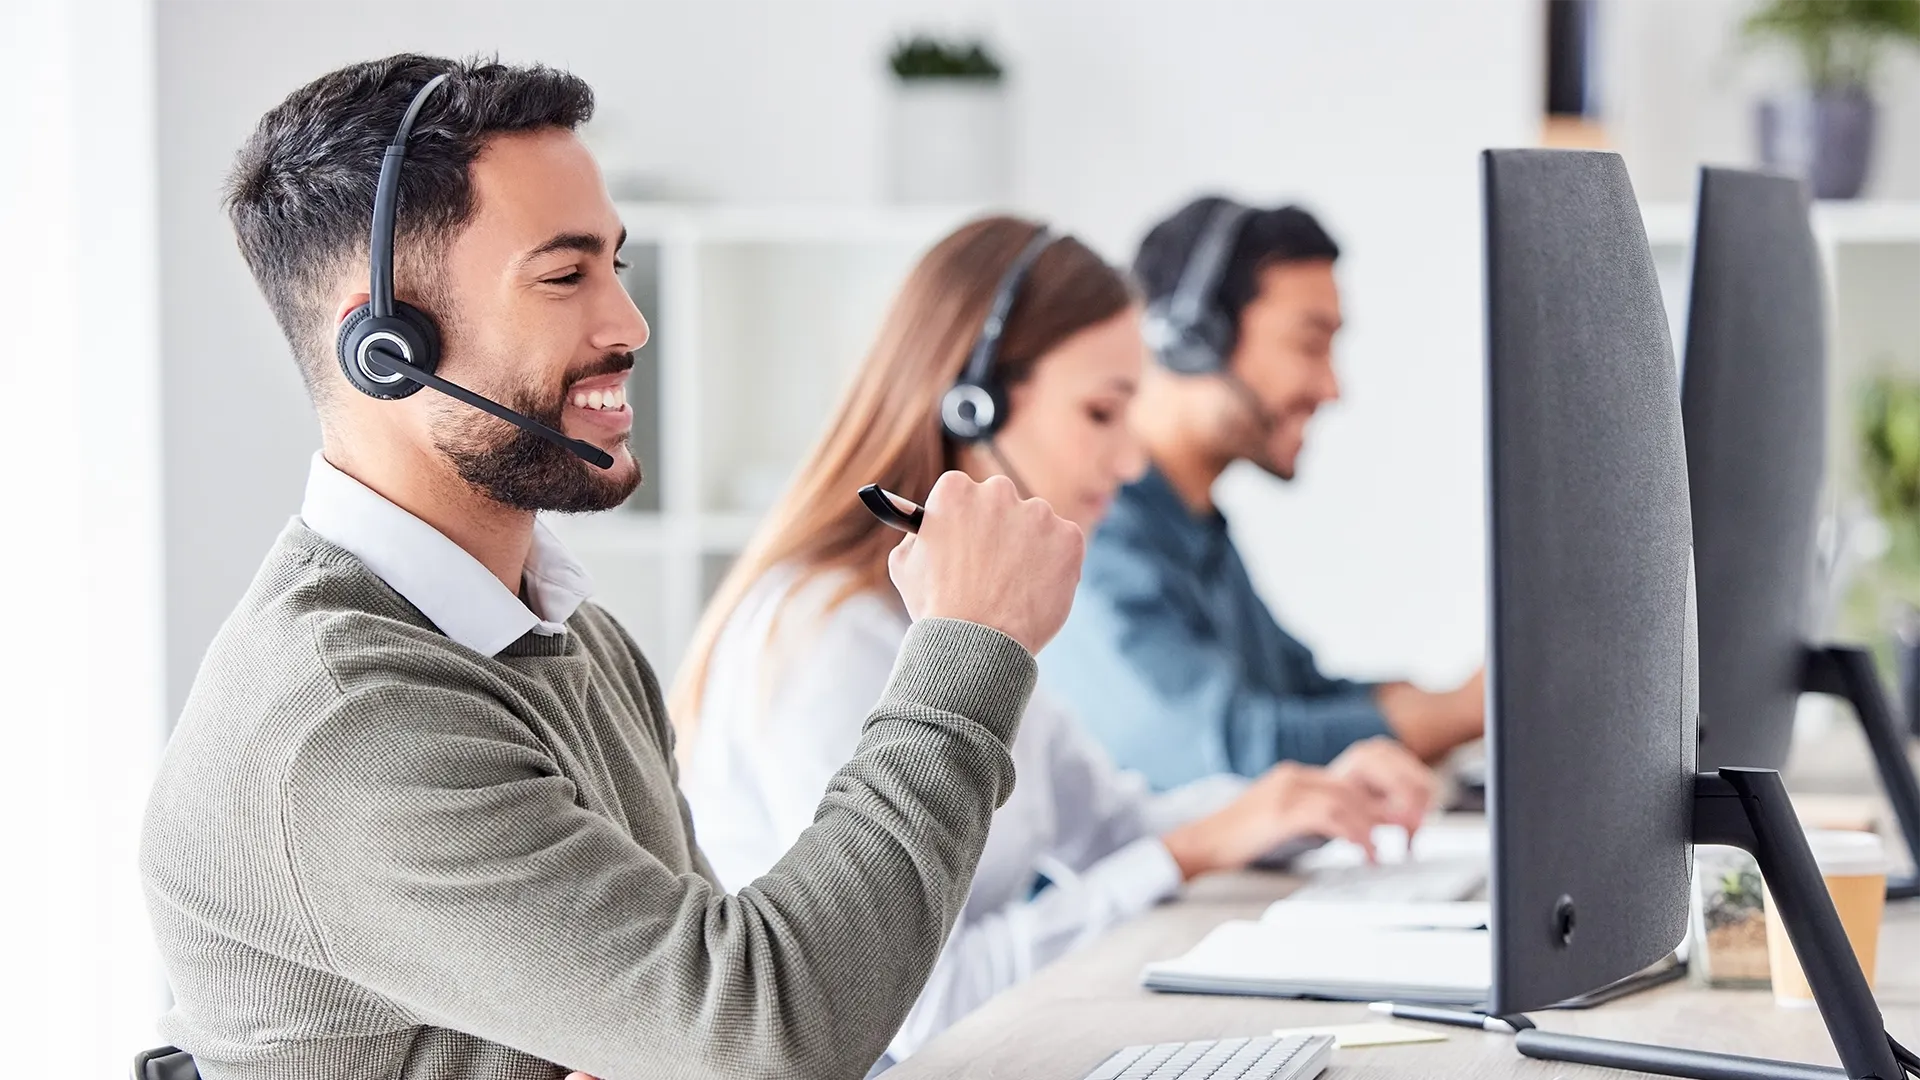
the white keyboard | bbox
[1286,857,1487,902]
[1082,1035,1333,1080]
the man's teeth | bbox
[570,385,628,411]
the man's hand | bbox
[1160,762,1388,880]
[888,471,1086,655]
[1327,736,1437,835]
[1375,668,1486,762]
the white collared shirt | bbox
[297,452,595,656]
[682,565,1247,1064]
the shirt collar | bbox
[1122,462,1230,565]
[298,452,595,656]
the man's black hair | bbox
[1132,195,1340,327]
[224,53,594,400]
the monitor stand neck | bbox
[1802,644,1920,900]
[1514,768,1905,1080]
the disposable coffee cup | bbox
[1763,829,1889,1008]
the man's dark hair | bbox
[224,54,594,401]
[1131,195,1340,326]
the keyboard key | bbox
[1079,1035,1332,1080]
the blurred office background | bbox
[6,0,1920,1072]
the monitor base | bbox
[1514,768,1905,1080]
[1803,645,1920,903]
[1516,1030,1844,1080]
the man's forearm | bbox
[1374,682,1472,762]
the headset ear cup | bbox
[1145,299,1235,375]
[1156,327,1222,376]
[335,305,386,397]
[1195,310,1237,372]
[940,379,1006,442]
[391,301,443,372]
[335,302,443,400]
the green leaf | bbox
[888,35,1004,80]
[1742,0,1920,86]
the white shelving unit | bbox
[542,203,979,680]
[1640,200,1920,505]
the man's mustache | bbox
[562,351,636,389]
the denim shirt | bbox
[1043,465,1391,789]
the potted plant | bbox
[1744,0,1920,199]
[1691,848,1770,987]
[886,35,1008,205]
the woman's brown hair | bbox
[670,215,1134,730]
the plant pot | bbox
[887,80,1008,205]
[1757,87,1878,200]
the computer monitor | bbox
[1682,165,1920,899]
[1684,166,1825,774]
[1482,148,1906,1080]
[1481,147,1698,1016]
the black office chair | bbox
[132,1046,198,1080]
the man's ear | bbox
[334,292,372,325]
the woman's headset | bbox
[859,224,1057,532]
[938,225,1059,444]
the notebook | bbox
[1142,900,1681,1007]
[1140,902,1492,1005]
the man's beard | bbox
[431,353,642,514]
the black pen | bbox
[858,485,925,534]
[1368,1001,1520,1033]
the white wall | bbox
[2,0,168,1070]
[1601,0,1920,203]
[1020,3,1541,684]
[156,0,1540,708]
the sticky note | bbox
[1270,1022,1449,1047]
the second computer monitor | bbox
[1482,148,1699,1015]
[1683,166,1826,773]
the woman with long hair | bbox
[671,216,1434,1069]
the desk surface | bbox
[888,871,1920,1079]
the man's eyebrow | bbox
[520,228,627,265]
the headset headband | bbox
[1165,201,1251,328]
[369,74,450,320]
[958,226,1058,388]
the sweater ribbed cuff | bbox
[881,618,1037,745]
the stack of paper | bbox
[1259,900,1488,931]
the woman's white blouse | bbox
[681,567,1245,1064]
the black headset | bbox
[333,73,614,470]
[1141,199,1252,375]
[938,225,1059,444]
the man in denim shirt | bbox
[1045,197,1484,790]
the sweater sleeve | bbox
[871,700,1243,1061]
[281,618,1033,1080]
